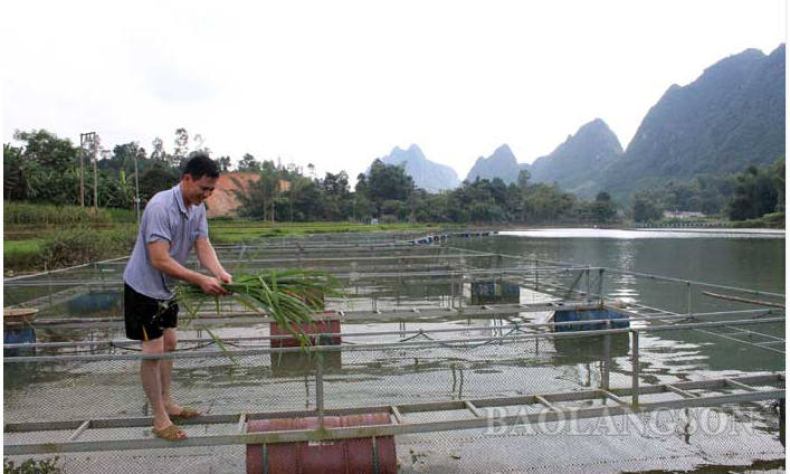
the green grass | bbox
[4,202,113,226]
[3,203,455,273]
[104,208,138,223]
[4,239,45,272]
[729,212,785,229]
[4,239,45,254]
[3,227,137,275]
[208,221,441,244]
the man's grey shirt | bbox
[123,184,209,300]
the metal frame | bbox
[4,238,785,461]
[4,374,783,455]
[4,308,778,351]
[5,314,784,363]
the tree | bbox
[5,129,80,204]
[322,171,352,220]
[238,153,261,172]
[99,142,145,174]
[517,169,531,190]
[595,192,611,202]
[4,143,29,200]
[193,133,211,155]
[235,167,284,221]
[151,137,166,161]
[172,128,189,168]
[13,129,77,170]
[367,159,413,218]
[140,161,179,202]
[771,157,785,213]
[632,193,663,223]
[524,184,575,222]
[727,164,780,220]
[216,156,232,173]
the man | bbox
[123,153,232,441]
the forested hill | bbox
[529,118,623,198]
[601,44,785,195]
[374,144,460,192]
[465,144,523,185]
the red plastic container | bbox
[270,318,341,348]
[246,413,397,474]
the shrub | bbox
[4,202,111,226]
[4,457,62,474]
[43,227,136,268]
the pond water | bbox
[452,228,786,373]
[4,228,786,473]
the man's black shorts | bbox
[124,283,178,341]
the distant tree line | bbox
[3,128,216,208]
[234,158,617,225]
[3,128,783,225]
[630,157,784,222]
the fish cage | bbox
[4,233,786,473]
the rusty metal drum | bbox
[270,317,341,348]
[246,412,396,474]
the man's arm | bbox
[148,241,227,295]
[195,237,232,284]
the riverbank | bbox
[3,216,447,275]
[4,202,784,275]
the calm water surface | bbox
[450,228,786,372]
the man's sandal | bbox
[170,407,201,420]
[152,424,187,441]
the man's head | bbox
[181,153,220,206]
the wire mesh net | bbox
[3,238,785,473]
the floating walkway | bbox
[5,373,783,456]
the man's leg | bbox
[141,337,182,437]
[160,327,180,415]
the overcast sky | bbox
[2,0,786,181]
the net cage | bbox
[4,235,785,473]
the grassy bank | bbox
[4,221,437,275]
[728,212,785,229]
[3,203,139,275]
[7,201,781,275]
[208,221,443,244]
[4,227,137,275]
[3,202,445,274]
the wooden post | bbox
[79,134,85,207]
[92,136,98,211]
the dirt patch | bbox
[205,172,259,218]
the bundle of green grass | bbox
[178,269,342,347]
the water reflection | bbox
[454,233,785,376]
[553,333,629,363]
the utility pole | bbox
[409,184,416,224]
[92,135,99,211]
[133,148,141,223]
[79,132,97,208]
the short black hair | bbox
[183,153,220,180]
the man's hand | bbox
[217,271,233,284]
[199,275,228,295]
